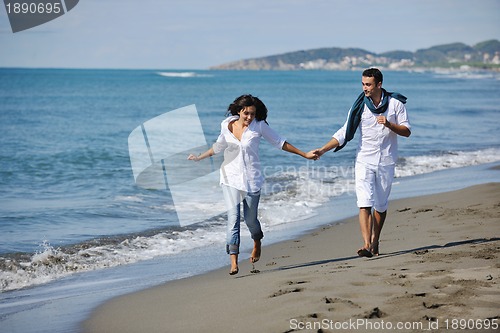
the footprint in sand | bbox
[323,297,361,309]
[269,288,303,298]
[269,281,309,298]
[363,307,386,319]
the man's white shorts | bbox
[355,162,395,212]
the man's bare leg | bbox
[358,207,373,257]
[371,210,387,255]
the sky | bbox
[1,0,499,69]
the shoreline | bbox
[82,182,500,333]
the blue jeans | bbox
[222,185,263,255]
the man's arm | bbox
[311,137,340,158]
[377,116,411,137]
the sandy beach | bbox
[82,182,500,333]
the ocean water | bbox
[0,68,499,332]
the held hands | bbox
[306,138,339,160]
[304,149,322,160]
[304,151,320,160]
[312,148,325,159]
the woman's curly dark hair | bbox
[226,94,268,122]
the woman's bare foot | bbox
[250,240,261,263]
[229,254,239,275]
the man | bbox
[313,68,411,257]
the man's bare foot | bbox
[357,247,373,258]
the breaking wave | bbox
[157,71,213,78]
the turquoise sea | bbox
[1,68,499,332]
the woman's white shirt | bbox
[212,116,286,192]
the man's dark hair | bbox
[362,68,383,85]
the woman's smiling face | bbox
[238,106,256,125]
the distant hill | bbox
[210,40,500,70]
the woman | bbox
[188,94,317,275]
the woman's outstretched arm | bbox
[282,142,318,160]
[187,147,215,161]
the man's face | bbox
[362,76,382,99]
